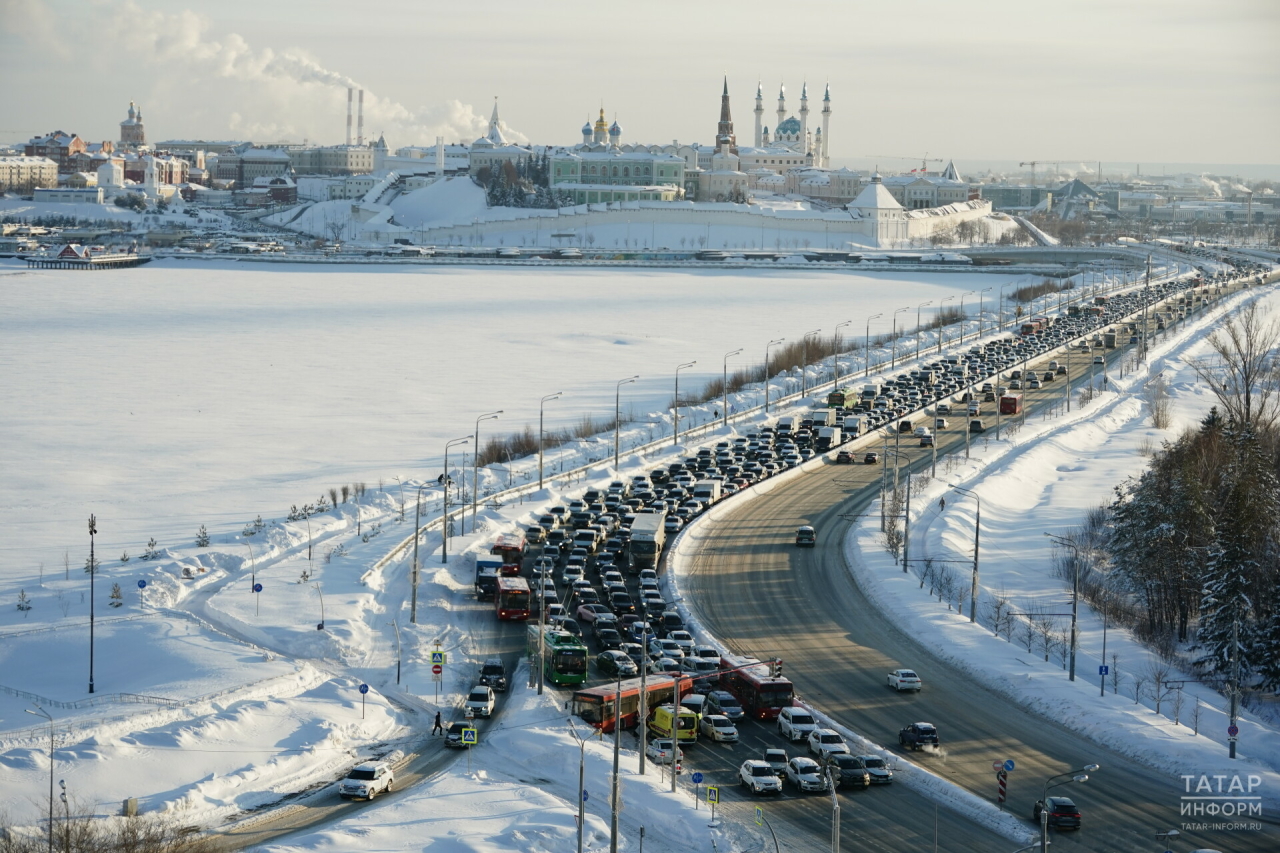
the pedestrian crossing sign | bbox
[431,651,447,665]
[461,727,477,745]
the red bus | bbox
[490,533,527,570]
[719,654,794,721]
[570,673,693,734]
[495,576,531,620]
[999,394,1023,416]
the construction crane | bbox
[869,153,944,174]
[1019,161,1041,184]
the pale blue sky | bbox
[2,0,1277,165]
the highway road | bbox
[681,279,1278,852]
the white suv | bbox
[465,685,496,718]
[338,761,394,800]
[777,706,818,743]
[739,759,782,795]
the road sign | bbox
[582,789,589,803]
[253,583,262,593]
[1099,665,1109,675]
[997,770,1007,804]
[461,727,478,745]
[137,580,147,589]
[1228,724,1239,737]
[992,761,1004,772]
[1003,759,1016,772]
[432,664,443,675]
[755,806,763,826]
[691,772,704,784]
[431,651,447,665]
[431,672,442,683]
[359,683,369,695]
[706,786,719,804]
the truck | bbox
[692,480,723,506]
[1095,295,1109,305]
[809,409,839,427]
[861,384,882,401]
[999,394,1023,416]
[816,426,842,451]
[776,416,796,435]
[841,416,865,438]
[628,511,667,572]
[1103,332,1117,349]
[475,558,504,600]
[1019,320,1044,336]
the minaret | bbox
[776,84,786,136]
[799,81,810,156]
[716,76,736,153]
[753,81,764,147]
[821,82,832,168]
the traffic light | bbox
[771,659,783,678]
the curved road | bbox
[683,282,1276,852]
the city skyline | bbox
[2,0,1278,167]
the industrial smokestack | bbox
[357,89,364,147]
[346,87,353,146]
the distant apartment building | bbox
[289,145,374,175]
[0,156,59,191]
[34,187,104,204]
[211,144,293,185]
[25,131,88,173]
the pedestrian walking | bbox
[939,497,946,511]
[432,711,443,736]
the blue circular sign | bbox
[1003,759,1016,772]
[691,771,704,784]
[253,583,263,593]
[359,684,369,695]
[137,580,147,589]
[582,789,589,802]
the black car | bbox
[444,722,471,749]
[1033,796,1082,830]
[826,754,871,789]
[609,591,636,615]
[596,627,624,651]
[597,650,638,678]
[478,657,507,692]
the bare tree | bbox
[1144,658,1174,715]
[1035,610,1056,662]
[1146,373,1173,429]
[1170,686,1185,725]
[1131,672,1147,705]
[1019,613,1037,653]
[986,589,1014,639]
[1190,697,1202,735]
[1190,300,1280,429]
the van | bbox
[776,416,795,434]
[573,529,600,553]
[649,703,699,745]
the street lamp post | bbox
[915,301,932,362]
[410,484,431,623]
[937,297,955,354]
[538,392,562,490]
[87,514,96,694]
[833,321,851,388]
[442,436,471,563]
[472,411,502,533]
[864,314,882,378]
[951,485,981,622]
[568,720,589,853]
[958,290,975,346]
[764,339,783,413]
[673,361,696,445]
[723,349,742,428]
[890,306,910,370]
[998,282,1012,331]
[391,619,402,684]
[802,329,821,397]
[241,537,258,616]
[1046,533,1081,681]
[977,287,992,338]
[826,766,841,853]
[1039,765,1098,853]
[615,376,638,468]
[25,706,53,853]
[609,672,622,853]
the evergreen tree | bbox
[109,582,124,608]
[196,524,210,547]
[1195,424,1277,675]
[16,589,32,615]
[1256,577,1280,690]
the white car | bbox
[667,630,696,656]
[700,714,740,743]
[777,706,818,743]
[464,685,496,718]
[739,759,783,795]
[887,669,923,691]
[338,761,394,800]
[648,638,685,661]
[858,754,894,784]
[807,728,850,760]
[785,756,830,792]
[646,738,683,768]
